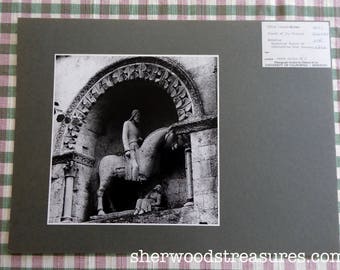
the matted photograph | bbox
[10,19,339,253]
[47,55,219,225]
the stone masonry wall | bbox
[48,164,65,223]
[71,163,93,222]
[49,162,93,223]
[191,128,218,224]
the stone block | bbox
[191,128,217,148]
[71,189,90,221]
[207,158,218,178]
[48,200,63,223]
[201,144,217,162]
[74,190,89,205]
[49,217,60,223]
[72,202,87,221]
[180,57,217,115]
[49,174,65,222]
[193,193,219,224]
[75,165,92,191]
[202,193,218,210]
[192,159,218,179]
[193,177,217,195]
[194,194,204,210]
[192,161,201,179]
[51,163,65,179]
[75,132,96,156]
[192,143,217,162]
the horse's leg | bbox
[97,155,125,215]
[97,172,110,216]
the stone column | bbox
[183,135,194,206]
[61,161,78,222]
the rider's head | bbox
[129,109,141,124]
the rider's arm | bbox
[151,194,161,206]
[122,121,130,153]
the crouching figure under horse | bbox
[96,126,178,215]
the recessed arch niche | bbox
[85,79,186,213]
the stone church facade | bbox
[48,55,218,225]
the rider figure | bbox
[122,109,143,181]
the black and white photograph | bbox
[47,55,219,225]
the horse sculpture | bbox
[96,126,177,215]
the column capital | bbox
[53,151,95,167]
[63,160,78,178]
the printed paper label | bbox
[262,22,331,68]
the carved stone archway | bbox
[54,57,204,155]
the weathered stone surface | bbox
[194,192,218,210]
[192,159,217,179]
[194,194,204,210]
[198,208,219,224]
[191,128,217,148]
[193,177,217,195]
[194,193,218,210]
[71,164,92,222]
[192,144,217,162]
[48,164,65,223]
[75,130,97,157]
[179,205,199,224]
[202,193,218,210]
[192,161,200,180]
[183,57,217,115]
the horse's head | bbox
[164,128,178,150]
[164,127,188,151]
